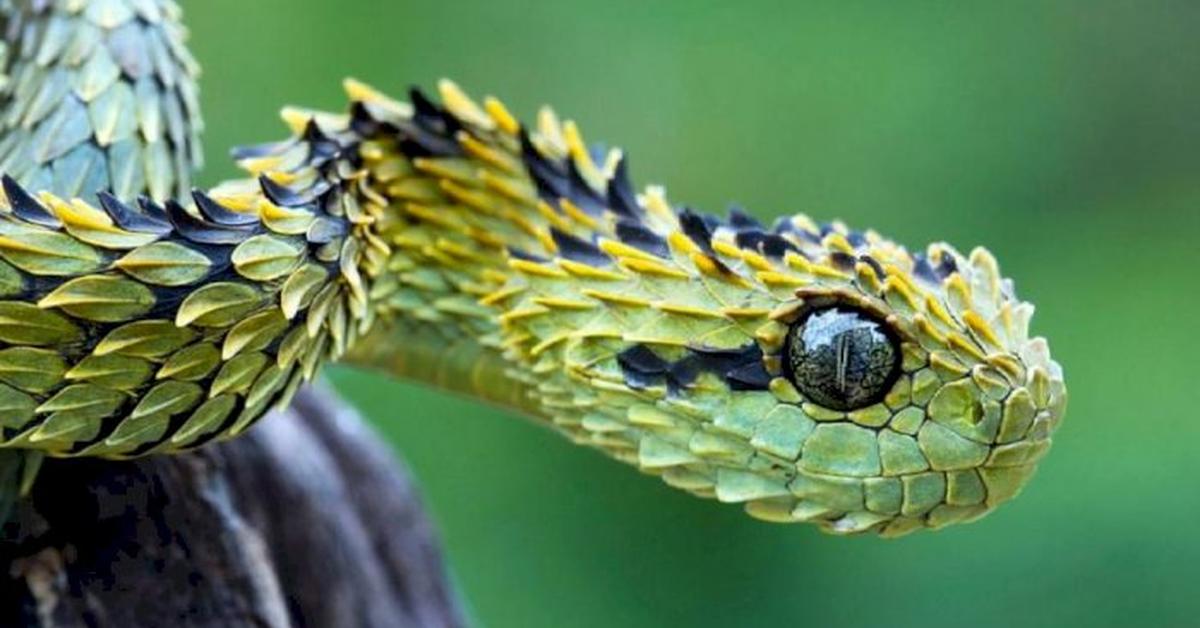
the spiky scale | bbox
[210,352,268,397]
[170,394,236,446]
[231,234,304,281]
[0,347,66,392]
[65,353,153,390]
[0,226,103,275]
[130,380,202,420]
[115,240,212,286]
[94,319,195,357]
[38,273,156,321]
[156,342,220,382]
[175,282,264,328]
[35,383,123,417]
[0,303,82,345]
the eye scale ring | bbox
[783,306,902,411]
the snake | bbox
[0,0,1066,537]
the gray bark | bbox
[0,385,466,628]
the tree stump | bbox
[0,384,466,628]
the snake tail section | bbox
[0,78,1066,536]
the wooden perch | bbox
[0,385,466,628]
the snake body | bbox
[0,0,1066,536]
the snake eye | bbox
[783,307,901,411]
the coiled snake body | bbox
[0,0,1066,536]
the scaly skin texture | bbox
[0,4,1067,537]
[0,0,200,504]
[0,0,202,201]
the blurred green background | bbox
[186,2,1199,626]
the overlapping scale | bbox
[0,104,374,457]
[0,0,201,202]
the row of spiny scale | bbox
[326,80,969,426]
[0,116,373,458]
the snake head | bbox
[725,227,1068,536]
[417,87,1071,537]
[497,206,1067,536]
[526,210,1068,536]
[624,229,1065,535]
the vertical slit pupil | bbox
[784,306,901,411]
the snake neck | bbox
[329,81,698,420]
[0,0,202,202]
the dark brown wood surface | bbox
[0,384,466,628]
